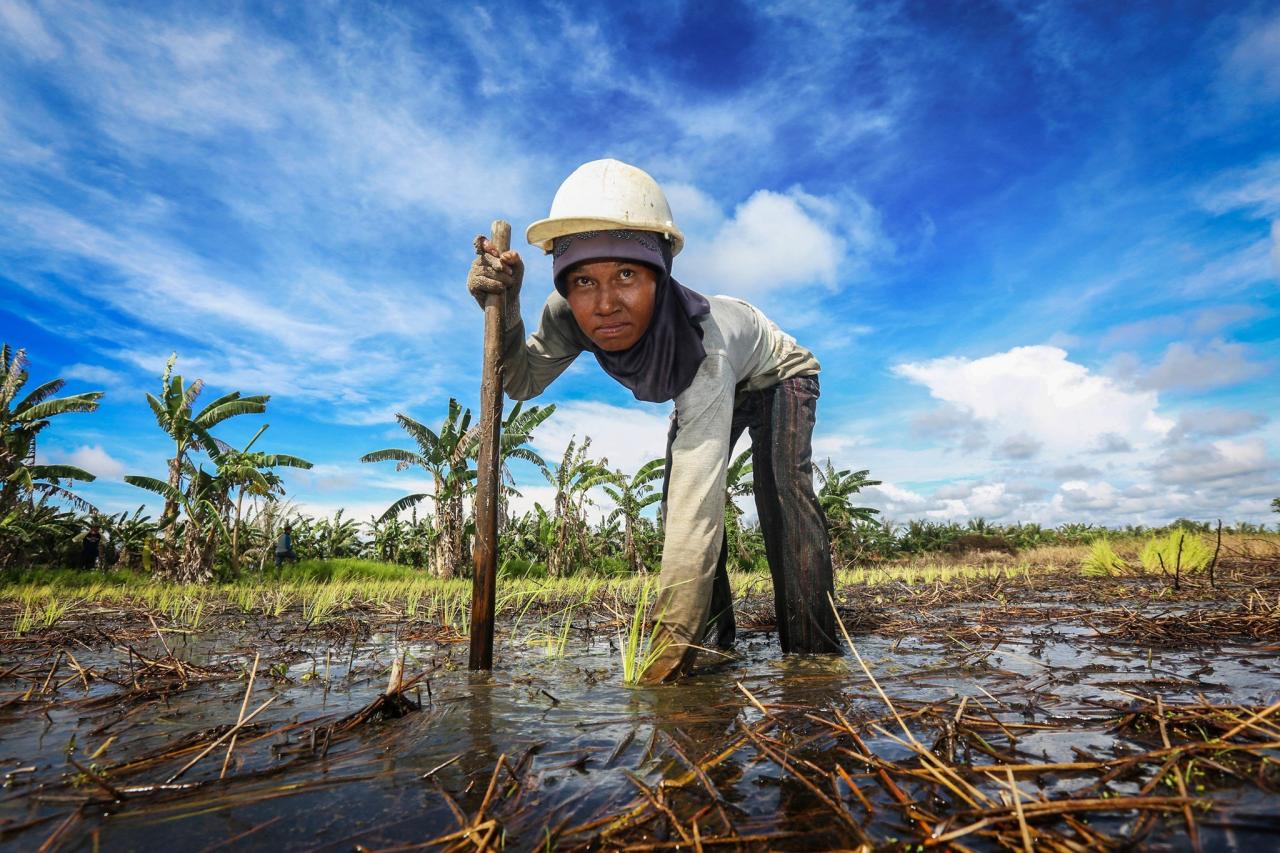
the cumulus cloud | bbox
[909,407,988,450]
[1170,409,1268,441]
[1152,438,1276,487]
[894,345,1173,457]
[1093,433,1132,454]
[1138,340,1271,391]
[816,342,1280,525]
[676,186,889,298]
[996,434,1042,460]
[529,401,671,478]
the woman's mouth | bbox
[594,322,630,337]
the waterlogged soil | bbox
[2,573,1279,850]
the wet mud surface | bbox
[2,569,1279,850]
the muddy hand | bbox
[468,236,524,324]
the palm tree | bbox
[1,345,103,514]
[215,425,312,572]
[816,463,881,532]
[146,354,268,529]
[596,458,664,573]
[362,398,476,578]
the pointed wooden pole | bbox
[469,219,509,671]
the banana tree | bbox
[722,448,755,569]
[146,354,268,530]
[125,465,228,583]
[543,437,611,577]
[99,505,157,570]
[1,345,103,514]
[596,458,664,574]
[494,401,554,522]
[215,425,312,572]
[312,509,361,558]
[362,398,476,578]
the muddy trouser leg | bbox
[660,411,750,653]
[750,376,840,654]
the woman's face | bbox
[563,260,658,351]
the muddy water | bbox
[2,606,1279,850]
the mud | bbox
[2,566,1278,850]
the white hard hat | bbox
[527,159,685,256]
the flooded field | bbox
[2,559,1278,850]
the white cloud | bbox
[995,434,1041,460]
[1223,11,1280,99]
[529,401,671,477]
[58,444,125,479]
[894,345,1173,457]
[1152,438,1276,487]
[676,186,888,298]
[61,363,127,387]
[1272,220,1280,276]
[1099,304,1264,348]
[1138,340,1271,392]
[1179,237,1275,294]
[1200,157,1280,218]
[1170,408,1268,441]
[0,0,60,60]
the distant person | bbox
[468,159,840,683]
[80,524,102,570]
[274,524,298,568]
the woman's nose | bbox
[596,283,620,314]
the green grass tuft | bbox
[1081,540,1128,576]
[1139,531,1212,574]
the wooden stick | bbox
[469,219,509,671]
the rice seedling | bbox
[12,601,36,634]
[1082,539,1129,576]
[300,586,338,626]
[40,595,74,628]
[526,605,575,659]
[1140,530,1212,574]
[618,581,671,685]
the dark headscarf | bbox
[551,230,711,403]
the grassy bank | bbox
[3,534,1275,639]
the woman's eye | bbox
[618,268,633,280]
[574,277,593,288]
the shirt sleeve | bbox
[652,353,736,647]
[501,293,585,401]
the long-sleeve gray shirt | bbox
[502,291,820,643]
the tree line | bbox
[3,343,1276,580]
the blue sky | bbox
[2,0,1277,526]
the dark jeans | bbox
[274,550,298,568]
[662,374,840,655]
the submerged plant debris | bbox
[2,540,1278,850]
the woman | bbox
[468,159,840,682]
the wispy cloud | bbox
[2,1,1277,526]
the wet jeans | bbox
[662,374,840,657]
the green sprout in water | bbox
[619,581,672,685]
